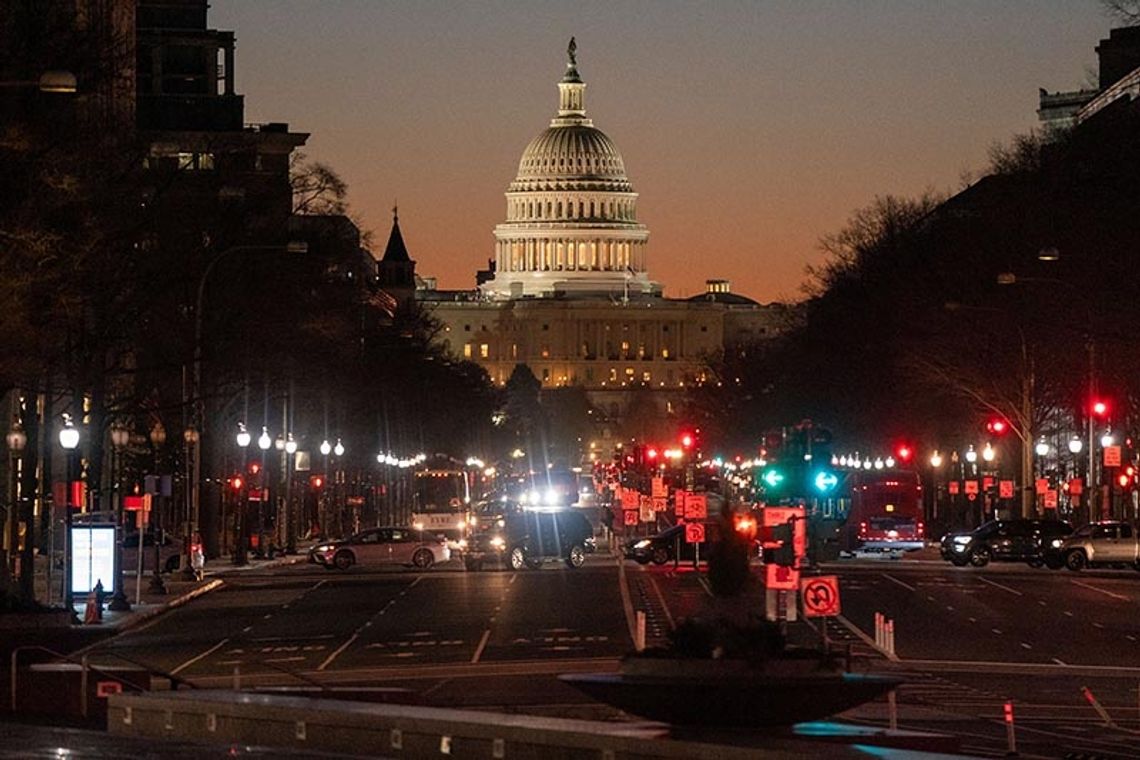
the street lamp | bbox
[107,423,131,611]
[333,438,344,458]
[982,442,996,463]
[1068,436,1083,454]
[148,422,167,595]
[258,427,271,452]
[320,439,332,457]
[5,419,27,595]
[965,445,978,464]
[284,433,297,553]
[58,415,80,612]
[1101,431,1115,448]
[1035,439,1050,458]
[236,423,251,449]
[181,425,199,580]
[274,434,285,452]
[929,451,943,468]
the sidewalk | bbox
[29,543,316,632]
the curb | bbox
[114,577,226,634]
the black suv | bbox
[940,519,1073,568]
[466,508,596,571]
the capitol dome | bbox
[482,39,654,300]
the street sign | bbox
[623,510,638,527]
[96,681,123,698]
[651,477,666,498]
[684,493,708,520]
[123,494,151,511]
[1069,478,1084,495]
[964,480,979,495]
[674,490,687,516]
[1104,446,1122,468]
[621,488,639,510]
[1044,490,1058,509]
[999,480,1014,499]
[1035,478,1049,495]
[948,481,960,495]
[685,522,705,544]
[763,506,806,559]
[652,496,668,512]
[639,497,654,523]
[983,476,994,490]
[801,575,841,617]
[765,562,799,590]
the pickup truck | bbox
[1058,521,1140,571]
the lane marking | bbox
[991,628,1002,635]
[1063,610,1074,617]
[171,638,230,675]
[1052,658,1067,665]
[881,573,915,592]
[1072,580,1130,601]
[978,577,1022,596]
[317,633,358,671]
[1020,642,1032,650]
[471,629,491,664]
[648,575,675,630]
[264,656,306,664]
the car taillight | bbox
[917,521,925,537]
[858,521,868,538]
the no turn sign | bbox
[800,575,841,618]
[685,522,706,544]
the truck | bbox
[1058,521,1140,571]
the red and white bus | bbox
[813,469,925,554]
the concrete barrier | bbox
[108,690,959,758]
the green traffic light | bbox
[762,469,785,488]
[814,471,838,492]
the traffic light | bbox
[230,475,244,491]
[249,462,261,475]
[1092,399,1109,418]
[768,523,795,566]
[986,418,1009,435]
[761,468,786,489]
[680,432,695,449]
[645,446,658,462]
[310,475,324,490]
[813,470,838,492]
[895,444,912,463]
[1118,472,1131,489]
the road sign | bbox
[639,497,654,523]
[652,496,668,512]
[964,480,978,495]
[765,562,799,590]
[623,510,638,527]
[685,522,705,544]
[684,493,707,520]
[948,481,960,495]
[1044,490,1058,509]
[621,488,639,510]
[651,477,666,498]
[1035,478,1049,495]
[763,506,806,559]
[674,490,687,517]
[96,681,123,698]
[1104,445,1122,468]
[1069,478,1084,495]
[999,480,1014,499]
[801,575,841,617]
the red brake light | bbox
[917,521,925,537]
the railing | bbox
[10,645,196,719]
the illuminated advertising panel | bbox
[71,525,116,595]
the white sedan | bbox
[311,527,450,571]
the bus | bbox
[812,469,925,555]
[411,467,473,539]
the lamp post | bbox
[257,427,271,557]
[58,415,80,611]
[319,439,331,538]
[108,423,131,611]
[148,422,167,595]
[234,423,250,565]
[5,419,27,592]
[284,433,297,554]
[180,425,199,580]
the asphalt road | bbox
[77,550,1140,757]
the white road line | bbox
[992,628,1002,635]
[317,633,358,671]
[1072,580,1130,601]
[978,577,1022,596]
[1063,610,1074,616]
[881,573,915,592]
[264,656,305,664]
[471,629,491,663]
[1020,642,1032,650]
[648,575,675,630]
[1053,658,1067,665]
[171,638,230,675]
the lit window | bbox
[541,346,550,358]
[642,371,651,383]
[463,344,472,358]
[609,368,618,382]
[177,153,195,170]
[621,341,630,353]
[511,343,518,359]
[625,368,635,378]
[542,368,550,382]
[661,348,670,359]
[479,344,489,359]
[198,153,215,170]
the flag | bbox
[368,289,399,317]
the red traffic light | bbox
[646,447,658,460]
[230,475,244,491]
[249,462,261,475]
[986,418,1009,435]
[680,433,694,449]
[1092,400,1109,417]
[1118,473,1131,488]
[310,475,324,489]
[895,445,912,462]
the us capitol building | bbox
[387,40,790,434]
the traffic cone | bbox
[83,590,101,625]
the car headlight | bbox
[1051,538,1063,549]
[953,535,971,545]
[496,519,505,528]
[634,539,651,549]
[489,536,505,549]
[458,539,468,549]
[953,543,967,552]
[316,544,334,553]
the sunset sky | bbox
[214,1,1111,304]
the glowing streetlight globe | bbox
[257,427,271,451]
[333,438,345,457]
[58,416,80,450]
[965,445,978,464]
[982,442,995,462]
[929,451,943,468]
[1068,436,1083,454]
[236,423,251,448]
[285,433,298,455]
[1101,432,1115,448]
[320,439,332,456]
[1034,439,1050,457]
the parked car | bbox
[465,508,595,571]
[940,519,1073,567]
[1058,521,1140,571]
[310,527,450,571]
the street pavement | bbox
[50,544,1140,757]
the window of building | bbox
[625,368,635,379]
[637,344,646,359]
[463,344,472,359]
[701,325,708,332]
[609,368,618,382]
[661,348,670,359]
[464,324,471,332]
[479,344,489,359]
[511,343,518,359]
[642,371,651,383]
[542,368,550,382]
[586,368,594,381]
[662,325,669,332]
[540,345,550,358]
[620,341,630,354]
[542,323,549,331]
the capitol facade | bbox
[403,41,789,440]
